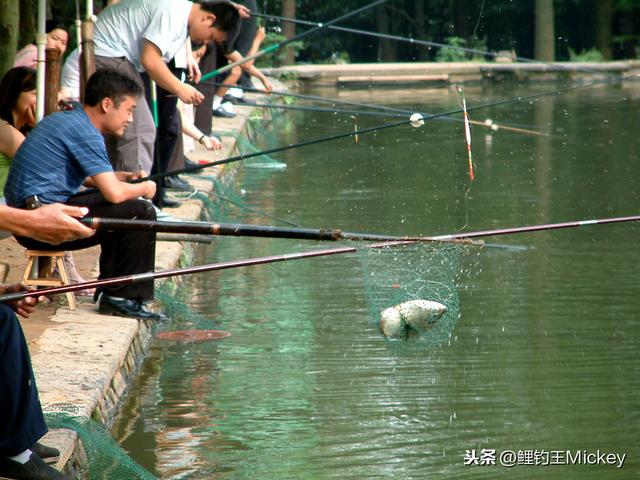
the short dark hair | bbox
[200,1,240,33]
[0,66,37,131]
[84,68,143,107]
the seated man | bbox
[4,68,162,320]
[0,202,93,480]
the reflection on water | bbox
[113,83,640,479]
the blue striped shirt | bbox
[4,107,112,206]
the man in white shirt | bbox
[93,0,242,173]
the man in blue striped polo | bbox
[5,68,163,320]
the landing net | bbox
[358,241,474,345]
[44,413,155,480]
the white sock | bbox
[9,449,32,464]
[213,95,223,109]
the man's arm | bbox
[0,204,94,244]
[91,171,156,204]
[140,40,204,105]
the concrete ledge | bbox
[265,61,640,85]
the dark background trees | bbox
[1,0,640,75]
[261,0,640,64]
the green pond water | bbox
[112,81,640,479]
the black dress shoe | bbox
[223,94,248,105]
[183,157,200,170]
[212,106,236,118]
[98,295,166,320]
[0,452,70,479]
[159,195,181,209]
[163,175,191,191]
[31,443,60,464]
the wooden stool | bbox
[22,250,76,310]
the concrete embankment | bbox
[0,87,278,478]
[265,60,640,86]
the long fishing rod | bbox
[254,12,625,79]
[140,115,414,182]
[3,213,638,304]
[241,100,409,118]
[200,0,393,82]
[78,217,464,243]
[138,77,612,184]
[80,214,640,243]
[0,245,364,303]
[428,214,640,241]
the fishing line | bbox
[139,76,617,184]
[202,80,545,135]
[470,0,487,45]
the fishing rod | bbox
[0,244,389,303]
[79,218,523,251]
[428,214,640,241]
[205,81,545,136]
[81,214,640,243]
[200,0,393,82]
[140,115,414,182]
[240,100,410,118]
[243,97,545,136]
[138,77,611,184]
[2,213,637,304]
[254,12,625,79]
[79,217,454,243]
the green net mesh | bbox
[221,131,287,170]
[358,241,473,346]
[44,413,155,480]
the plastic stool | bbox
[22,250,76,310]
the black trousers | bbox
[142,65,186,179]
[195,42,219,135]
[0,304,47,456]
[15,193,157,301]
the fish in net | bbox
[358,241,475,345]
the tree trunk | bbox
[453,0,472,41]
[594,0,613,60]
[0,0,19,76]
[534,0,555,61]
[414,0,427,60]
[281,0,296,65]
[376,6,397,61]
[19,0,36,48]
[618,8,635,59]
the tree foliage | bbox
[260,0,640,63]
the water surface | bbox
[113,81,640,479]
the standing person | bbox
[4,68,163,320]
[92,0,244,174]
[0,203,93,480]
[211,24,270,118]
